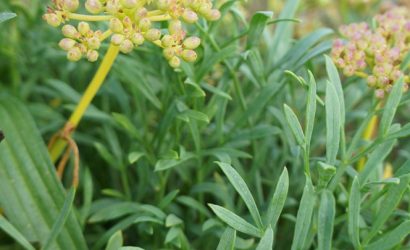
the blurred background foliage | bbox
[1,0,410,249]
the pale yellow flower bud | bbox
[43,13,62,27]
[120,39,134,53]
[183,36,201,49]
[67,47,82,61]
[169,56,181,68]
[106,0,120,14]
[182,9,198,23]
[145,29,161,41]
[120,0,138,9]
[181,49,197,62]
[168,20,182,35]
[163,47,175,60]
[78,22,90,35]
[139,18,151,31]
[157,0,168,10]
[111,34,125,45]
[63,0,79,12]
[161,35,174,47]
[135,8,148,20]
[205,9,221,21]
[85,0,104,14]
[131,33,145,45]
[59,38,77,51]
[86,50,99,62]
[62,25,78,39]
[87,37,101,50]
[198,3,212,16]
[110,18,124,33]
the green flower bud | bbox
[86,50,99,62]
[43,13,62,27]
[119,39,134,53]
[62,25,78,39]
[169,56,181,68]
[106,0,120,14]
[110,18,124,33]
[63,0,79,12]
[78,22,90,35]
[138,18,151,31]
[85,0,103,14]
[205,9,221,21]
[181,49,197,62]
[168,19,182,35]
[87,37,101,50]
[59,38,77,51]
[111,34,125,45]
[131,33,144,45]
[120,0,138,9]
[161,35,174,47]
[67,47,82,61]
[145,29,161,41]
[163,47,175,60]
[183,36,200,49]
[182,9,198,24]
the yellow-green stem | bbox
[49,44,120,162]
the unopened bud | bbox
[157,0,168,10]
[169,56,181,68]
[59,38,76,51]
[139,18,151,31]
[205,9,221,21]
[110,18,124,33]
[120,39,134,53]
[131,33,144,45]
[62,25,78,39]
[78,22,90,35]
[145,29,161,41]
[163,47,175,60]
[183,36,200,49]
[135,8,148,20]
[182,9,198,23]
[120,0,138,9]
[87,37,101,50]
[43,13,61,27]
[111,34,125,45]
[87,50,99,62]
[63,0,79,12]
[161,35,174,47]
[85,0,104,14]
[181,49,197,62]
[106,0,120,14]
[67,47,82,61]
[198,4,212,16]
[168,20,182,35]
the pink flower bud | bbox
[120,39,134,53]
[85,0,103,14]
[59,38,76,51]
[78,22,90,35]
[169,56,181,68]
[67,47,82,61]
[181,50,197,62]
[183,36,201,49]
[62,25,78,39]
[111,34,125,45]
[86,50,99,62]
[375,89,385,99]
[182,9,198,23]
[145,29,161,41]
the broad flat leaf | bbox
[209,204,262,237]
[325,81,341,165]
[216,227,236,250]
[318,191,335,250]
[0,96,87,249]
[291,176,316,250]
[216,162,263,229]
[265,167,289,228]
[256,227,274,250]
[348,177,361,249]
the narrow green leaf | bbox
[216,162,263,229]
[365,220,410,250]
[348,177,361,249]
[325,81,341,165]
[165,214,183,227]
[247,11,273,49]
[284,104,305,146]
[216,227,236,250]
[365,174,410,242]
[291,177,316,250]
[0,215,35,250]
[256,227,274,250]
[305,71,317,148]
[325,55,345,125]
[385,123,410,141]
[317,162,336,189]
[265,167,289,228]
[177,196,212,217]
[380,77,404,136]
[119,247,144,250]
[318,191,335,250]
[106,231,123,250]
[209,204,262,237]
[43,187,77,250]
[0,12,17,23]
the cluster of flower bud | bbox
[44,0,220,67]
[331,5,410,98]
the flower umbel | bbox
[331,5,410,98]
[43,0,220,67]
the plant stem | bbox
[49,44,120,162]
[66,12,112,21]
